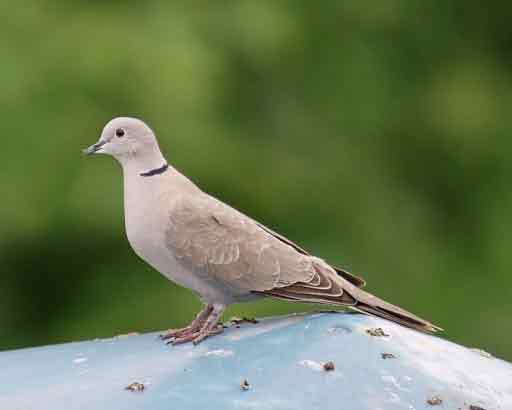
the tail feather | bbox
[334,267,367,288]
[349,286,442,333]
[261,268,442,334]
[354,302,442,333]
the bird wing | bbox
[255,222,366,288]
[165,193,440,333]
[165,193,351,297]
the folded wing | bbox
[165,193,440,333]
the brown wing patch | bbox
[257,260,357,305]
[257,222,366,289]
[334,267,367,288]
[165,194,316,293]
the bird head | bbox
[84,117,162,165]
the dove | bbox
[84,117,441,344]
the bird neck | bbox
[140,163,169,177]
[121,149,168,178]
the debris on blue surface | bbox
[1,312,511,410]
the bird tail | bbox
[350,287,442,333]
[261,264,442,334]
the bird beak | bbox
[83,140,107,155]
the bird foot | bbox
[160,324,201,340]
[170,324,224,345]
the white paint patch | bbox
[380,370,411,392]
[73,357,88,364]
[299,360,324,372]
[204,349,234,358]
[385,390,401,403]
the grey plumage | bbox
[85,117,441,344]
[165,191,440,333]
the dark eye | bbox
[115,128,125,138]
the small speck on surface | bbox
[125,382,145,392]
[469,405,486,410]
[228,317,259,328]
[366,328,389,337]
[240,379,250,391]
[426,396,443,406]
[323,361,335,371]
[381,353,396,359]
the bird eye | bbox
[115,128,125,138]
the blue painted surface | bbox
[0,312,511,410]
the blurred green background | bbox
[1,1,511,360]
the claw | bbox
[160,305,214,341]
[161,303,225,346]
[171,333,198,345]
[170,325,224,345]
[160,326,195,340]
[192,325,224,345]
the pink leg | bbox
[160,304,213,341]
[172,303,225,345]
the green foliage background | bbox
[1,1,511,360]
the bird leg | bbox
[171,303,225,345]
[160,304,214,341]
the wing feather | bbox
[165,194,317,293]
[164,193,440,333]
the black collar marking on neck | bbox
[140,163,169,177]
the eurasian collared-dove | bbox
[84,117,441,344]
